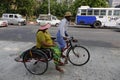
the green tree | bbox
[15,0,37,17]
[50,0,69,17]
[0,0,109,20]
[36,0,69,17]
[36,0,48,15]
[0,0,14,16]
[0,0,37,17]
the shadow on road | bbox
[112,29,120,32]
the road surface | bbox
[0,25,120,80]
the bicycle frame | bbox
[62,39,72,52]
[62,37,77,54]
[62,37,80,58]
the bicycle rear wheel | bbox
[67,46,90,66]
[23,50,48,75]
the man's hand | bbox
[52,42,57,47]
[63,37,67,40]
[72,39,78,42]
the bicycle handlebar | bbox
[67,36,73,40]
[51,36,78,43]
[66,37,78,42]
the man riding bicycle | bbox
[56,11,72,64]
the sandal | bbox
[58,61,65,66]
[64,58,68,64]
[56,66,64,73]
[61,54,66,58]
[14,56,23,62]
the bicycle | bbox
[22,37,90,75]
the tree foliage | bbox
[0,0,109,19]
[0,0,13,15]
[36,0,69,17]
[0,0,37,17]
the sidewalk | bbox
[0,40,120,80]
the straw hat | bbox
[39,23,51,30]
[64,11,72,17]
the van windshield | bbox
[17,14,22,18]
[52,16,57,20]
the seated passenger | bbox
[14,23,64,73]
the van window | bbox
[100,10,106,15]
[87,9,93,15]
[52,16,56,20]
[94,9,99,15]
[3,14,8,18]
[113,10,120,16]
[108,10,112,16]
[17,14,22,18]
[9,15,13,18]
[81,9,87,15]
[15,15,18,18]
[48,16,51,20]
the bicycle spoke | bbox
[72,50,80,57]
[68,46,90,66]
[23,51,48,75]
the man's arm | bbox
[59,19,66,37]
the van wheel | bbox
[55,23,59,27]
[39,22,41,25]
[18,22,22,26]
[93,21,101,28]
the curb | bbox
[27,21,37,25]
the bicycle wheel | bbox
[23,50,48,75]
[67,45,90,66]
[40,48,53,61]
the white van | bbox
[1,13,27,26]
[36,14,60,26]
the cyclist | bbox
[56,11,72,64]
[15,23,64,73]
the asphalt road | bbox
[0,24,120,80]
[0,24,120,48]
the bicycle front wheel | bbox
[23,50,48,75]
[67,46,90,66]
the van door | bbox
[51,16,58,25]
[14,15,19,24]
[8,14,14,24]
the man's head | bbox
[39,23,51,31]
[64,11,72,21]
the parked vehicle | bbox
[36,14,60,26]
[1,13,26,26]
[75,6,120,28]
[0,19,8,27]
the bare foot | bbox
[64,57,68,64]
[56,66,64,73]
[58,61,65,66]
[61,54,66,58]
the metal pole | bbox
[68,0,69,8]
[48,0,50,15]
